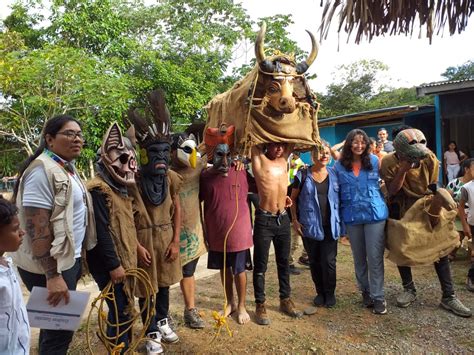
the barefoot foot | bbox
[237,306,250,324]
[219,302,237,318]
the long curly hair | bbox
[339,129,373,172]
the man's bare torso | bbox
[252,145,290,214]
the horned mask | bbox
[100,122,137,186]
[254,22,319,114]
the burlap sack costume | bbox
[172,158,207,266]
[130,170,183,297]
[87,177,138,305]
[205,64,320,156]
[386,195,459,266]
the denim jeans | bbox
[89,267,131,352]
[139,286,170,333]
[398,255,455,298]
[253,210,291,304]
[346,221,386,301]
[18,258,82,355]
[302,225,338,297]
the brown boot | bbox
[279,298,303,318]
[255,302,270,325]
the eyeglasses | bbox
[57,130,84,141]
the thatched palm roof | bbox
[320,0,474,44]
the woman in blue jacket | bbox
[334,129,388,315]
[290,142,343,308]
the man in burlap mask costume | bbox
[170,133,207,329]
[86,122,139,351]
[127,89,183,351]
[381,127,471,318]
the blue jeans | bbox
[18,258,82,355]
[346,221,386,301]
[90,268,130,352]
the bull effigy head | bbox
[255,22,319,114]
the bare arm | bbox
[25,207,70,306]
[458,198,472,238]
[251,144,264,171]
[290,188,302,235]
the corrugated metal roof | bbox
[416,79,474,96]
[318,105,426,127]
[418,78,474,88]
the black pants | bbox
[139,286,170,333]
[398,255,454,298]
[90,266,130,352]
[302,226,338,297]
[253,210,291,304]
[18,259,82,355]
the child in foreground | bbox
[0,196,30,354]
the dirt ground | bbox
[51,242,474,354]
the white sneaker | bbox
[146,332,163,354]
[158,318,179,343]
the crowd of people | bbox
[1,115,473,355]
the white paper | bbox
[26,286,90,331]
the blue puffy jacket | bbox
[334,154,388,225]
[296,167,344,241]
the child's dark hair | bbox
[458,158,474,178]
[0,195,18,227]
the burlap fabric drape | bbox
[205,64,320,156]
[386,195,460,266]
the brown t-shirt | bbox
[380,151,439,219]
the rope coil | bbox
[86,268,155,354]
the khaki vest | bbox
[12,152,97,274]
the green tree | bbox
[442,60,474,81]
[317,59,432,118]
[0,44,133,168]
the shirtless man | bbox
[251,142,302,325]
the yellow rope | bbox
[86,268,155,354]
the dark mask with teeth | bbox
[101,122,137,186]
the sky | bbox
[1,0,473,93]
[237,0,474,92]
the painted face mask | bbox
[101,122,137,186]
[213,143,232,175]
[175,134,200,169]
[394,128,430,164]
[140,141,171,206]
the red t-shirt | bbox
[199,167,253,252]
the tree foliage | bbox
[317,59,432,118]
[441,60,474,81]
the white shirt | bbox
[0,256,30,354]
[22,164,86,259]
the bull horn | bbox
[296,30,319,74]
[255,22,267,63]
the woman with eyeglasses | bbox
[334,129,388,315]
[11,115,97,355]
[290,142,344,308]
